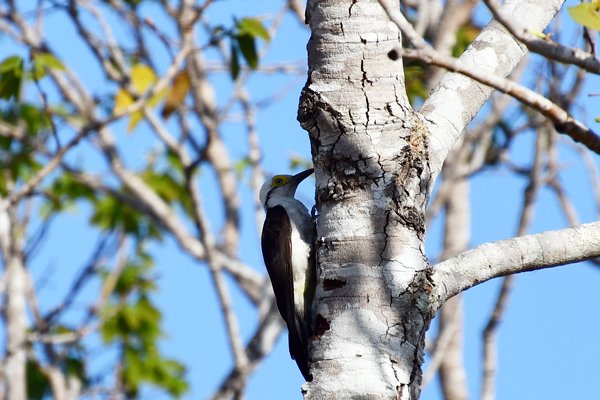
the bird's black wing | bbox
[261,205,311,381]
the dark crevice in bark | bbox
[322,278,347,290]
[313,314,330,337]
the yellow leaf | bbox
[161,70,191,119]
[130,64,157,92]
[113,89,133,114]
[568,1,600,31]
[113,64,166,132]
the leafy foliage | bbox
[0,53,65,100]
[31,52,66,80]
[227,17,271,79]
[140,168,193,216]
[26,360,51,400]
[452,23,480,58]
[403,64,428,105]
[91,195,163,241]
[101,252,188,398]
[0,56,24,100]
[0,103,52,195]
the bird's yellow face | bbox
[259,169,313,209]
[271,175,290,187]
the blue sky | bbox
[2,1,600,399]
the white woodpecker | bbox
[259,168,316,381]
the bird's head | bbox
[259,168,314,209]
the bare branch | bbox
[481,275,513,400]
[379,0,564,179]
[211,299,284,400]
[68,170,265,303]
[8,128,90,204]
[483,0,600,75]
[431,221,600,305]
[423,148,469,399]
[392,46,600,155]
[186,171,249,371]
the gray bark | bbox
[297,0,597,398]
[299,0,433,397]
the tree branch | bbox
[394,47,600,155]
[379,0,565,179]
[482,0,600,75]
[431,221,600,306]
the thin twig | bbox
[483,0,600,75]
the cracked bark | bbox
[299,1,433,398]
[297,0,597,398]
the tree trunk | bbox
[298,1,435,397]
[0,202,27,400]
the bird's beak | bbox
[291,168,314,187]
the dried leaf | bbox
[161,69,190,119]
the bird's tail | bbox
[289,317,312,381]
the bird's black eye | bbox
[272,176,288,187]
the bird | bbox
[259,168,316,381]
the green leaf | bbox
[0,56,23,73]
[236,34,258,69]
[453,23,480,57]
[50,174,96,201]
[0,56,23,100]
[236,17,271,42]
[63,356,88,385]
[230,41,240,80]
[43,174,96,216]
[34,53,66,70]
[234,156,252,178]
[7,150,42,183]
[289,154,313,171]
[90,195,162,240]
[32,52,66,79]
[112,261,156,296]
[31,61,46,80]
[141,169,193,216]
[19,103,51,135]
[150,359,188,397]
[27,360,51,400]
[99,248,188,398]
[403,65,427,105]
[123,346,144,396]
[165,149,186,175]
[140,170,182,204]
